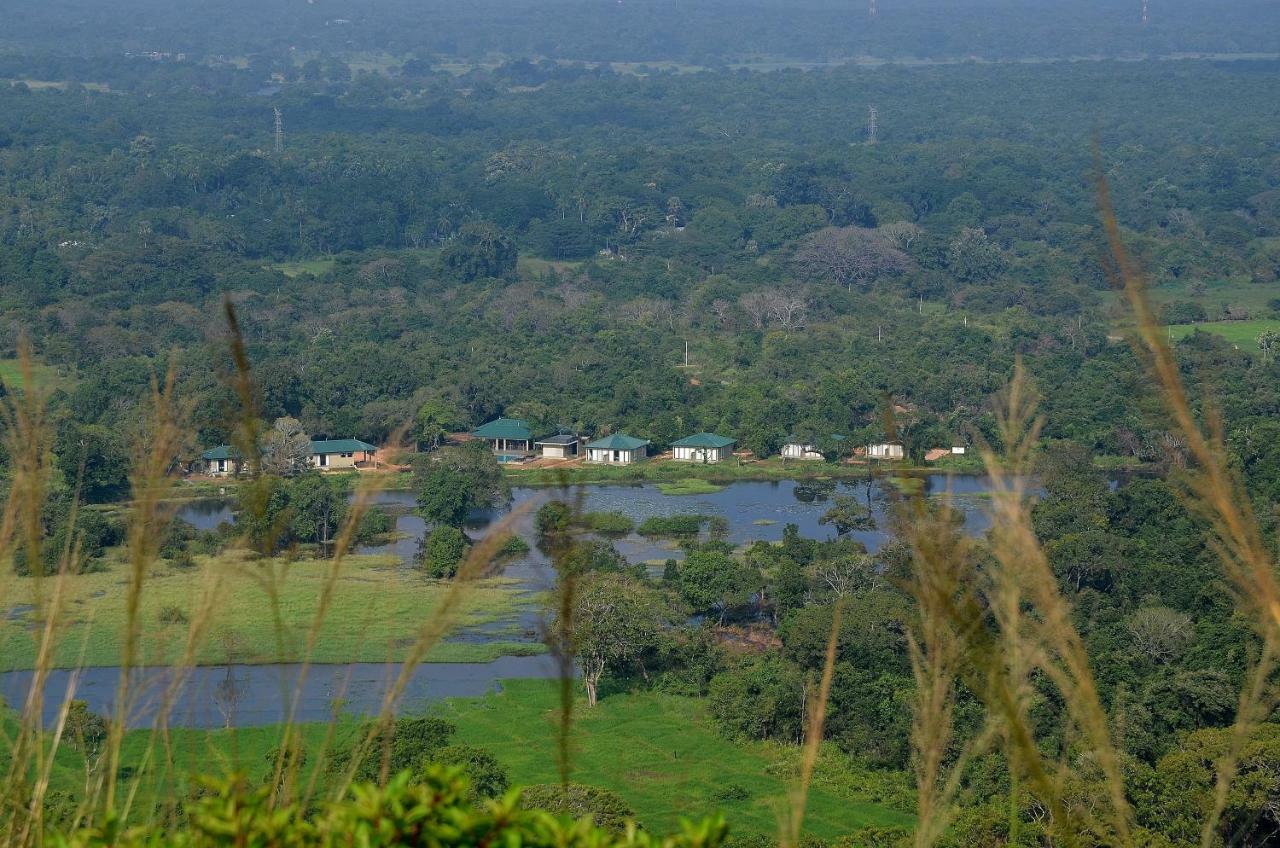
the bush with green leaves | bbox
[518,783,638,834]
[417,526,468,578]
[59,768,727,848]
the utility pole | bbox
[273,106,284,154]
[867,106,878,145]
[1141,0,1149,25]
[869,0,877,18]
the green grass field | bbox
[655,478,726,496]
[271,258,337,278]
[0,550,539,670]
[440,680,913,839]
[0,358,68,391]
[104,680,911,839]
[1167,319,1280,352]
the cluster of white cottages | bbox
[471,418,953,465]
[199,419,961,475]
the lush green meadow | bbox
[1168,319,1280,352]
[0,358,68,391]
[0,550,539,670]
[441,680,912,839]
[99,680,912,840]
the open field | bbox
[441,680,913,838]
[100,680,911,839]
[270,258,337,278]
[516,255,584,278]
[0,359,70,392]
[1168,318,1280,351]
[0,550,538,671]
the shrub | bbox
[581,511,634,536]
[710,783,750,802]
[431,743,509,799]
[519,783,636,834]
[417,526,468,578]
[638,514,708,538]
[356,506,394,542]
[535,500,572,535]
[57,768,727,847]
[497,534,530,558]
[158,605,189,625]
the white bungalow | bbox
[535,433,580,459]
[781,436,825,461]
[867,441,905,460]
[671,432,736,463]
[585,433,650,465]
[472,418,534,456]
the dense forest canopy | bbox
[2,52,1279,457]
[5,0,1280,64]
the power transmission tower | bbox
[867,106,878,145]
[273,106,284,154]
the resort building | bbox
[781,438,825,461]
[585,433,650,465]
[201,445,246,476]
[473,417,533,456]
[535,432,580,459]
[201,438,377,475]
[867,441,905,460]
[311,438,377,469]
[671,432,736,463]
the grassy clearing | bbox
[93,683,911,838]
[0,550,539,671]
[517,255,583,278]
[271,258,337,278]
[656,478,726,496]
[0,359,69,392]
[1168,319,1280,351]
[1141,276,1280,311]
[440,680,913,838]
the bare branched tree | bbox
[791,226,912,290]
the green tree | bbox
[678,550,757,622]
[54,422,130,503]
[419,526,468,578]
[288,473,346,551]
[818,495,876,537]
[560,572,670,706]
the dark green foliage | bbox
[441,222,518,282]
[430,744,510,800]
[337,716,458,784]
[418,526,468,578]
[638,515,709,538]
[678,550,757,620]
[414,445,508,529]
[580,511,635,536]
[707,657,805,744]
[518,784,636,834]
[535,500,571,536]
[355,506,394,543]
[53,422,130,504]
[60,767,725,847]
[287,473,346,549]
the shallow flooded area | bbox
[3,474,1011,728]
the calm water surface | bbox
[3,475,1010,727]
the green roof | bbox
[473,418,532,440]
[201,445,239,461]
[311,438,376,454]
[671,432,736,449]
[585,433,650,451]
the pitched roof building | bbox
[671,432,736,463]
[585,433,650,465]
